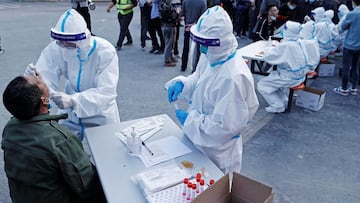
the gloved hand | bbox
[24,63,39,77]
[52,92,74,109]
[175,109,188,126]
[167,81,184,103]
[304,15,311,22]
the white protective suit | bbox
[336,4,350,43]
[257,21,309,113]
[35,9,120,139]
[299,21,320,72]
[312,7,337,58]
[325,10,340,51]
[165,6,259,173]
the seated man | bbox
[253,4,279,41]
[257,21,310,113]
[1,76,106,203]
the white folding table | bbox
[85,114,224,203]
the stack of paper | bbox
[116,115,165,143]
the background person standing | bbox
[333,0,360,96]
[107,0,138,50]
[180,0,207,72]
[71,0,93,34]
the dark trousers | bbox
[342,48,360,89]
[117,12,133,47]
[149,17,165,51]
[162,26,175,62]
[181,30,200,72]
[140,5,152,47]
[173,24,180,55]
[234,5,250,35]
[76,6,92,32]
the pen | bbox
[142,141,154,156]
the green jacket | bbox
[1,114,95,203]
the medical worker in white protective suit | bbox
[336,4,350,48]
[299,21,320,73]
[24,9,120,140]
[312,7,337,58]
[257,21,316,113]
[324,9,340,52]
[165,6,259,173]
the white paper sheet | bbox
[138,136,192,168]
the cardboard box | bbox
[295,86,326,111]
[318,62,335,77]
[192,173,274,203]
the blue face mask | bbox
[309,0,315,3]
[270,16,276,21]
[200,45,208,54]
[288,5,296,10]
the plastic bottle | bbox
[267,36,272,47]
[127,127,142,156]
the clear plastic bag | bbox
[133,161,191,196]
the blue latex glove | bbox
[175,109,188,126]
[167,82,184,103]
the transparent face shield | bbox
[56,40,78,49]
[189,29,220,55]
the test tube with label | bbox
[199,179,205,193]
[191,183,197,200]
[182,178,189,196]
[186,182,192,201]
[195,176,201,193]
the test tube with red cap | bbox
[199,179,205,193]
[183,178,189,196]
[195,176,201,193]
[209,179,215,186]
[186,182,192,201]
[191,183,197,200]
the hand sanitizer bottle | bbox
[127,127,142,156]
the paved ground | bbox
[0,1,359,203]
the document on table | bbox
[115,115,165,143]
[138,136,192,168]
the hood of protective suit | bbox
[51,9,92,60]
[325,10,334,24]
[312,7,325,23]
[299,22,320,67]
[300,21,315,40]
[190,6,238,67]
[283,21,301,41]
[338,4,349,19]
